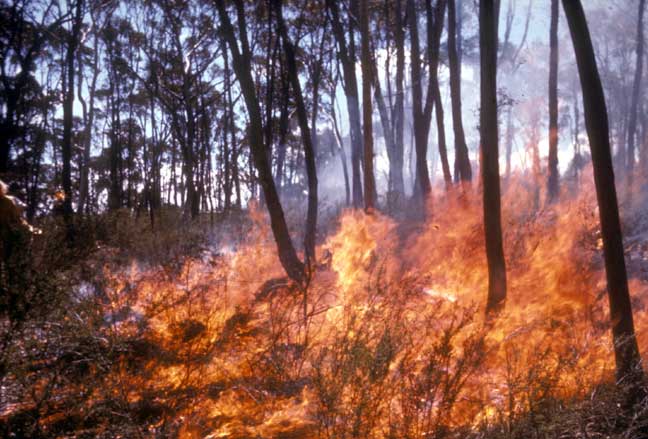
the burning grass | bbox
[2,170,648,438]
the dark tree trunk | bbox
[275,0,318,265]
[326,0,363,207]
[107,30,122,211]
[373,47,398,195]
[480,0,507,315]
[393,0,406,196]
[361,0,376,211]
[331,93,351,206]
[547,0,560,202]
[77,13,99,215]
[562,0,644,389]
[217,0,305,284]
[448,0,472,182]
[434,75,452,187]
[407,0,431,196]
[62,0,84,232]
[627,0,645,174]
[407,0,447,198]
[275,65,290,192]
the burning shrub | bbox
[2,180,648,438]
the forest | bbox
[1,0,648,437]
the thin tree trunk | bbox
[480,0,507,315]
[275,66,290,192]
[217,0,305,284]
[331,95,351,206]
[434,77,451,187]
[62,0,84,233]
[393,0,406,196]
[372,49,398,195]
[361,0,376,210]
[562,0,644,390]
[275,0,318,265]
[407,0,431,197]
[77,12,99,215]
[326,0,363,207]
[449,0,472,182]
[627,0,645,175]
[547,0,559,202]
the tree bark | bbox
[77,10,99,215]
[393,0,406,196]
[480,0,507,314]
[434,76,452,187]
[331,92,351,206]
[326,0,364,207]
[407,0,430,196]
[547,0,559,202]
[562,0,644,389]
[274,0,318,265]
[627,0,646,174]
[62,0,84,232]
[217,0,305,284]
[449,0,472,182]
[361,0,376,211]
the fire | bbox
[25,166,646,436]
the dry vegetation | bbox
[2,172,647,438]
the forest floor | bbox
[2,180,648,438]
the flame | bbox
[27,166,647,436]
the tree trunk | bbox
[408,0,431,197]
[77,15,99,216]
[361,0,376,210]
[434,76,452,187]
[627,0,646,175]
[331,93,351,206]
[326,0,363,207]
[562,0,644,390]
[393,0,406,196]
[275,0,318,265]
[275,65,290,192]
[62,0,84,232]
[480,0,507,315]
[217,0,305,284]
[547,0,560,202]
[449,0,472,182]
[107,29,122,211]
[372,49,399,196]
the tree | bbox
[393,0,406,196]
[480,0,507,314]
[329,80,352,206]
[627,0,645,174]
[407,0,447,198]
[273,0,318,265]
[500,0,531,180]
[361,0,376,210]
[326,0,363,207]
[434,65,452,187]
[547,0,559,202]
[77,3,103,215]
[562,0,644,390]
[216,0,305,284]
[61,0,84,231]
[370,0,405,199]
[0,1,69,177]
[448,0,472,182]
